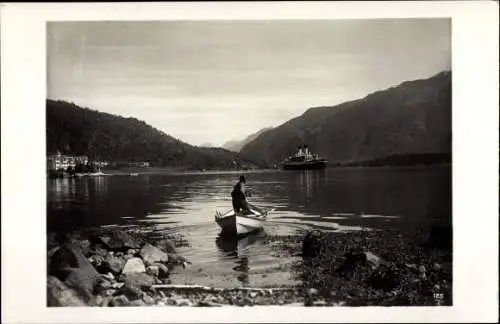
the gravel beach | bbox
[47,222,452,307]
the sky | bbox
[47,19,451,147]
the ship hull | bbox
[282,160,327,170]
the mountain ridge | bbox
[240,71,451,165]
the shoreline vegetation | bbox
[47,220,452,307]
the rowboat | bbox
[215,206,272,236]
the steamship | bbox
[282,145,327,170]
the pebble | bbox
[110,295,130,307]
[130,299,147,307]
[79,239,91,250]
[312,300,328,306]
[98,279,113,289]
[104,289,117,296]
[112,282,124,289]
[96,295,104,305]
[307,288,318,296]
[176,299,193,306]
[142,294,155,305]
[122,257,146,274]
[88,255,104,267]
[99,296,112,307]
[146,265,160,277]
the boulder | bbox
[78,239,92,254]
[167,253,190,266]
[101,255,126,275]
[335,251,367,277]
[155,239,178,254]
[119,285,143,300]
[112,282,124,289]
[49,243,80,273]
[102,272,115,281]
[312,300,328,306]
[47,276,86,307]
[130,299,147,306]
[127,249,138,256]
[96,278,113,291]
[302,230,324,258]
[92,246,109,257]
[47,246,61,259]
[176,299,193,306]
[47,246,60,272]
[99,230,142,251]
[109,295,131,307]
[64,269,99,305]
[151,263,169,279]
[432,263,442,272]
[49,242,100,303]
[121,273,155,290]
[140,243,169,265]
[146,265,159,277]
[88,255,105,268]
[197,300,222,307]
[364,251,385,269]
[307,288,318,297]
[142,294,155,305]
[122,257,146,274]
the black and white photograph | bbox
[45,18,454,308]
[1,2,498,323]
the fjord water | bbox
[47,166,451,288]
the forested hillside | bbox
[46,100,263,170]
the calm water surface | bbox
[47,166,451,287]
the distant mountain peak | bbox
[223,127,273,152]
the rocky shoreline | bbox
[47,222,452,307]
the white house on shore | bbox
[46,152,108,171]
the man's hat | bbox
[239,175,246,183]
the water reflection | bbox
[215,233,261,285]
[296,170,326,198]
[47,167,452,277]
[47,175,174,233]
[215,233,260,255]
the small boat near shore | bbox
[88,171,105,177]
[74,170,106,177]
[215,206,273,236]
[282,145,327,170]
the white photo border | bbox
[1,1,498,323]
